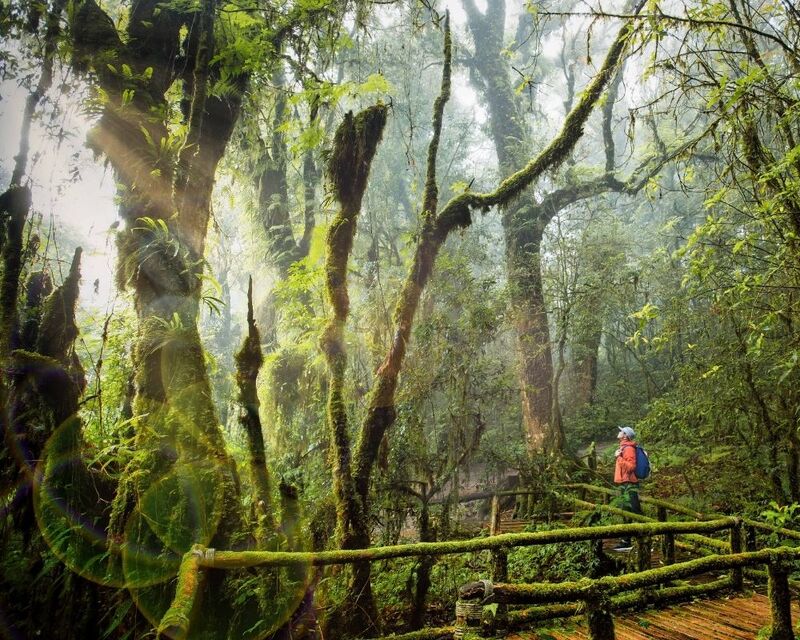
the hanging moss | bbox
[36,247,82,364]
[327,104,388,212]
[19,269,53,349]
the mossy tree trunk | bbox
[235,276,274,533]
[0,0,69,535]
[321,10,636,633]
[69,0,246,543]
[462,0,560,454]
[68,3,251,635]
[320,104,390,638]
[463,0,687,451]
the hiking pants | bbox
[618,482,642,516]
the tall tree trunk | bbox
[236,276,273,532]
[573,330,602,407]
[463,0,560,453]
[320,105,389,638]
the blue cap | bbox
[618,426,635,439]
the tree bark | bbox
[320,105,389,638]
[463,0,559,453]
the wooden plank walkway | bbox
[508,594,800,639]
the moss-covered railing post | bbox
[584,583,615,640]
[730,519,743,591]
[657,506,676,566]
[456,582,488,639]
[636,535,651,572]
[767,551,794,640]
[489,495,508,634]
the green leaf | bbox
[102,601,132,639]
[357,73,392,95]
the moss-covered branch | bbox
[194,518,736,568]
[421,12,451,219]
[560,493,730,552]
[319,104,388,637]
[462,0,645,211]
[506,576,733,627]
[157,546,205,640]
[566,482,800,542]
[352,12,453,511]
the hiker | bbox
[614,425,642,551]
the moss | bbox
[363,627,455,640]
[234,277,271,524]
[196,518,736,569]
[36,247,82,362]
[327,105,388,211]
[157,547,203,640]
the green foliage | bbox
[507,523,600,583]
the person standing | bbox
[614,426,642,551]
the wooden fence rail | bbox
[454,547,800,640]
[154,486,800,640]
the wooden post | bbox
[489,494,508,634]
[745,524,757,552]
[525,491,535,519]
[636,535,651,572]
[768,556,793,640]
[454,599,484,639]
[729,520,743,591]
[580,445,595,502]
[585,588,615,640]
[591,538,606,579]
[456,582,489,640]
[657,506,675,565]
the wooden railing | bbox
[155,486,800,640]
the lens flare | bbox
[33,416,126,587]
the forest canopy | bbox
[1,0,799,638]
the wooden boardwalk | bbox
[509,593,800,639]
